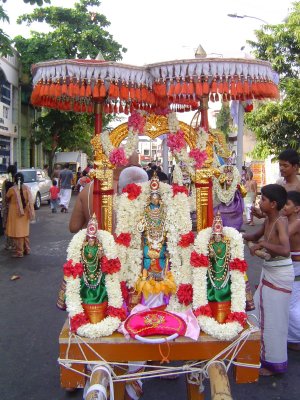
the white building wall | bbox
[0,50,20,172]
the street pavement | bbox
[0,195,299,400]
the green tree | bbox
[216,103,231,136]
[244,1,300,156]
[11,0,126,167]
[0,0,51,56]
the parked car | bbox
[19,168,52,210]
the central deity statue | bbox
[135,173,176,308]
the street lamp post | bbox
[227,13,268,24]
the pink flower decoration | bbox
[109,148,128,166]
[189,149,207,169]
[128,110,146,134]
[167,130,185,153]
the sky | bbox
[2,0,295,65]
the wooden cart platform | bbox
[59,320,260,399]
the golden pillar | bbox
[89,134,114,233]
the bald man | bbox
[69,153,147,233]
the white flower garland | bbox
[115,181,193,312]
[192,227,246,340]
[213,165,241,206]
[65,229,123,338]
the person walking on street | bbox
[59,163,73,213]
[1,164,17,250]
[49,179,60,213]
[5,172,35,258]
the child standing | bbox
[243,184,293,376]
[283,191,300,351]
[244,169,257,225]
[49,180,60,213]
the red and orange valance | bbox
[30,58,279,114]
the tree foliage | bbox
[0,0,51,56]
[216,103,231,136]
[14,0,126,76]
[7,0,126,166]
[245,2,300,157]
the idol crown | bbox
[212,211,223,236]
[150,171,160,195]
[87,213,98,238]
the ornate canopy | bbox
[30,58,279,114]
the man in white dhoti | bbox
[283,191,300,350]
[244,184,294,375]
[59,163,74,213]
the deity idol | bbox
[207,212,232,322]
[135,173,176,308]
[213,163,245,231]
[80,215,108,322]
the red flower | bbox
[178,231,195,247]
[122,183,142,200]
[229,258,248,273]
[115,233,131,247]
[120,281,129,302]
[63,260,84,278]
[172,184,188,197]
[70,312,89,332]
[190,251,209,268]
[101,256,121,274]
[194,304,213,318]
[177,284,193,306]
[107,306,127,321]
[225,312,247,327]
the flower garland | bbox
[213,165,241,206]
[115,181,194,312]
[64,229,125,338]
[191,227,247,340]
[101,109,146,166]
[167,112,207,173]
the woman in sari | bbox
[6,172,35,258]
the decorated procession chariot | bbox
[31,54,279,399]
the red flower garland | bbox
[190,251,209,268]
[178,231,195,247]
[229,258,248,273]
[70,312,89,332]
[194,304,213,318]
[115,233,131,247]
[225,311,247,327]
[107,306,127,321]
[172,184,188,197]
[177,283,193,306]
[101,256,121,274]
[63,259,84,278]
[120,281,129,302]
[122,183,142,200]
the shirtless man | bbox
[243,184,293,376]
[283,191,300,351]
[252,149,300,219]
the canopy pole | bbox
[93,102,103,227]
[195,96,214,230]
